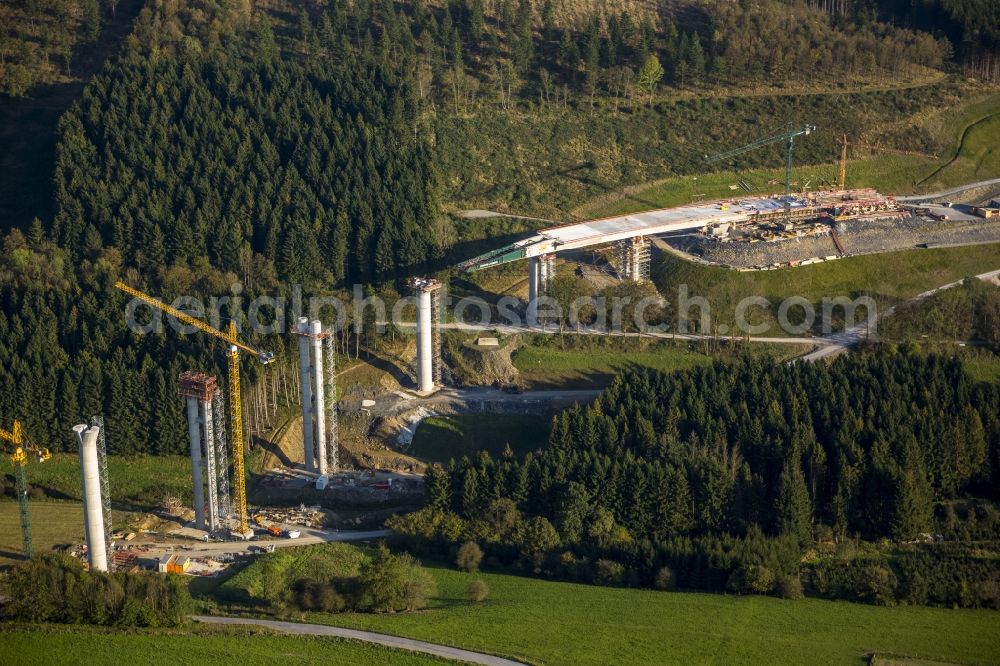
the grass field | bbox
[512,342,713,387]
[0,625,447,665]
[410,414,551,462]
[290,564,1000,666]
[17,454,193,506]
[964,351,1000,384]
[582,154,939,218]
[580,91,1000,220]
[916,92,1000,192]
[0,501,85,567]
[652,243,1000,335]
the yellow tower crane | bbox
[0,420,52,558]
[114,282,274,537]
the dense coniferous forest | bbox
[6,0,996,98]
[53,24,441,285]
[390,352,1000,605]
[0,0,995,459]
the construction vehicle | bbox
[0,420,52,558]
[254,512,290,537]
[114,282,275,537]
[706,123,816,224]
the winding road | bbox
[896,177,1000,203]
[797,267,1000,361]
[192,616,528,666]
[130,528,390,561]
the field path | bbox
[192,615,529,666]
[797,267,1000,362]
[897,176,1000,203]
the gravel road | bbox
[192,616,529,665]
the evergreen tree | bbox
[686,32,705,83]
[775,458,812,546]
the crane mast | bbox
[226,323,249,536]
[0,420,51,558]
[705,122,816,222]
[114,281,273,537]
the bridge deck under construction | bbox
[460,189,895,272]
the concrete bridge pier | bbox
[409,278,443,393]
[527,254,555,326]
[527,256,540,326]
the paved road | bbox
[398,320,826,347]
[351,385,603,420]
[797,268,1000,362]
[896,177,1000,203]
[131,528,390,560]
[192,616,528,666]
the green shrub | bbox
[778,575,804,600]
[857,563,898,606]
[654,566,676,591]
[456,541,484,572]
[358,545,436,613]
[593,559,625,586]
[292,579,347,613]
[467,579,489,602]
[727,563,776,595]
[1,554,189,627]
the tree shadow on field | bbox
[253,432,294,469]
[0,548,25,563]
[553,162,665,214]
[355,351,416,390]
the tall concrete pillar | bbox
[416,289,434,393]
[310,320,327,477]
[74,424,108,572]
[185,398,206,530]
[297,317,315,472]
[527,256,540,326]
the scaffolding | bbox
[89,415,113,570]
[323,334,339,473]
[295,321,333,476]
[430,287,443,385]
[614,236,650,282]
[212,388,232,531]
[202,399,218,531]
[540,253,555,296]
[178,371,230,533]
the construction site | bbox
[0,283,420,579]
[457,124,999,289]
[2,121,998,581]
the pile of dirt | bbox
[331,410,424,473]
[448,336,521,386]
